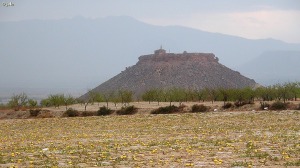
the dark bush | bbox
[116,106,138,115]
[63,108,79,117]
[151,105,181,114]
[29,109,41,117]
[222,102,233,109]
[97,106,113,116]
[270,101,287,110]
[191,104,209,112]
[82,111,97,117]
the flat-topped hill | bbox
[81,48,258,98]
[138,48,217,63]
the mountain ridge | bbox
[0,16,299,93]
[239,50,300,85]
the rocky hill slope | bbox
[81,48,258,98]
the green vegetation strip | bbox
[0,111,299,167]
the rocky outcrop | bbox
[81,48,258,98]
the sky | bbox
[0,0,300,43]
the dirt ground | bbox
[0,101,299,167]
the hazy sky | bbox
[1,0,300,43]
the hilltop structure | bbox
[80,48,258,98]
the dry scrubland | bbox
[0,101,245,119]
[0,108,300,167]
[43,101,265,115]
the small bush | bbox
[222,102,233,109]
[151,105,181,114]
[97,106,113,116]
[63,108,79,117]
[191,104,209,112]
[270,101,287,110]
[29,109,41,117]
[82,111,97,117]
[116,106,138,115]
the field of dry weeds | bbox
[0,110,299,167]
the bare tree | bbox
[119,90,133,106]
[63,94,76,110]
[28,99,38,109]
[8,92,28,110]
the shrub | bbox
[270,101,287,110]
[151,105,180,114]
[82,111,97,117]
[222,102,233,109]
[191,104,209,112]
[97,106,113,116]
[29,109,41,117]
[63,108,79,117]
[116,106,138,115]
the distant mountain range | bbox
[0,16,299,96]
[238,51,300,85]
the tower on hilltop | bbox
[154,45,166,55]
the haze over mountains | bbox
[239,50,300,85]
[1,16,300,97]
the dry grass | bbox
[0,110,299,167]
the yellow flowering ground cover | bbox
[0,111,299,167]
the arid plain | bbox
[0,101,300,167]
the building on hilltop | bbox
[139,48,218,63]
[154,46,166,55]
